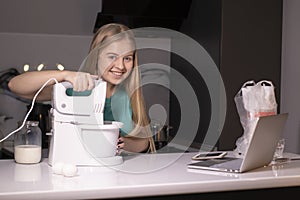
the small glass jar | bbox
[14,121,42,164]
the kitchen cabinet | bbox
[218,0,282,150]
[170,0,283,150]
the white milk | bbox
[14,145,41,164]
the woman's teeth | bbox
[111,71,122,76]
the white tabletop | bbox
[1,152,300,200]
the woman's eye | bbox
[108,55,117,60]
[124,56,133,62]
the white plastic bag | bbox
[233,80,277,157]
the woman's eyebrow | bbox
[122,51,134,56]
[106,52,134,56]
[106,52,118,56]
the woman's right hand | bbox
[64,71,99,92]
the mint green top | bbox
[104,88,134,136]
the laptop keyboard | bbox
[196,157,239,167]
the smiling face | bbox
[97,38,135,89]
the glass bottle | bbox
[14,121,42,164]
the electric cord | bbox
[0,77,58,143]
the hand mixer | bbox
[48,79,123,166]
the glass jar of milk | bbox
[14,121,42,164]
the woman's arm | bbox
[8,70,97,101]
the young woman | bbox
[8,23,156,153]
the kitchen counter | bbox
[1,152,300,200]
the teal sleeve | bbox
[110,89,134,136]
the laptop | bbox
[188,113,288,173]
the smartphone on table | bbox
[192,151,227,160]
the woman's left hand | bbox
[117,137,125,154]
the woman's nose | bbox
[114,57,125,69]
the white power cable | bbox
[0,77,58,143]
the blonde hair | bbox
[88,23,156,153]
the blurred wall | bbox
[0,0,101,139]
[281,0,300,153]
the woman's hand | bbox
[64,71,98,91]
[117,137,125,154]
[116,136,150,153]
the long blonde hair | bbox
[88,23,156,153]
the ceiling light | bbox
[23,64,30,72]
[37,63,45,71]
[56,63,64,71]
